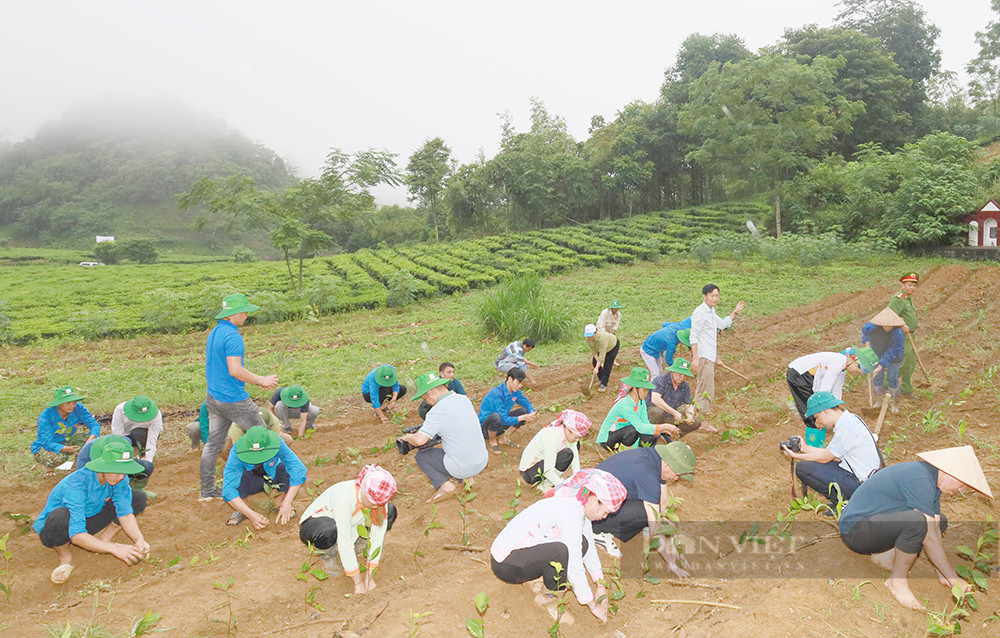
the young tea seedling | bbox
[465,592,489,637]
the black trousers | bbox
[39,490,148,548]
[481,406,528,437]
[592,338,621,387]
[842,511,947,556]
[299,503,398,550]
[786,368,816,428]
[521,448,575,485]
[591,499,649,542]
[600,424,670,450]
[491,537,590,591]
[362,385,408,407]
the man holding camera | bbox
[781,392,881,505]
[398,371,488,503]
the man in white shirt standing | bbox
[689,284,745,415]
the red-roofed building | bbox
[966,200,1000,247]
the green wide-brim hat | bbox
[622,367,656,390]
[374,365,397,387]
[85,437,145,474]
[855,347,879,374]
[665,358,695,377]
[47,385,86,407]
[676,329,691,348]
[280,385,309,409]
[412,371,451,400]
[655,442,696,482]
[609,300,621,309]
[805,391,844,418]
[215,293,260,319]
[123,395,158,422]
[235,426,281,464]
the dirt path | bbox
[1,264,998,638]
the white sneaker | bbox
[593,532,622,558]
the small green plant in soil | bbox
[0,532,12,599]
[457,483,478,546]
[405,610,434,637]
[502,479,522,521]
[413,505,443,562]
[211,577,237,638]
[465,592,489,637]
[547,560,570,638]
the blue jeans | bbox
[201,396,265,497]
[795,460,861,504]
[873,362,900,390]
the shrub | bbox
[93,242,120,265]
[690,237,715,265]
[251,291,302,324]
[142,289,191,334]
[387,270,420,308]
[231,245,257,263]
[478,274,572,343]
[72,311,117,341]
[117,238,159,264]
[305,276,346,313]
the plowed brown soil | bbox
[2,264,999,638]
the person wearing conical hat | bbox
[31,386,101,470]
[201,293,278,502]
[786,348,876,429]
[268,385,320,438]
[399,371,488,503]
[595,368,675,450]
[862,308,906,414]
[640,317,692,380]
[33,437,149,585]
[839,446,994,610]
[647,358,716,435]
[518,410,591,489]
[361,364,408,423]
[590,442,696,578]
[221,425,307,528]
[781,392,882,505]
[888,272,919,397]
[298,464,398,594]
[596,300,622,335]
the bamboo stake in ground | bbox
[650,599,741,610]
[873,394,891,437]
[867,375,875,408]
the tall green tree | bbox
[677,54,862,236]
[180,148,401,292]
[405,137,453,241]
[967,0,1000,116]
[778,25,913,154]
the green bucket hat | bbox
[412,371,451,400]
[665,358,694,377]
[608,300,621,309]
[676,328,691,348]
[85,437,145,474]
[47,385,86,407]
[805,391,844,418]
[279,385,309,409]
[655,442,696,482]
[235,426,281,464]
[123,395,158,422]
[622,367,656,390]
[374,365,397,388]
[855,347,879,375]
[215,293,260,319]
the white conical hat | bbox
[870,307,906,327]
[917,446,994,499]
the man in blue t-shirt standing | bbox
[200,293,279,501]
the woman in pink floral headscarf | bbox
[298,465,397,594]
[490,469,627,625]
[518,410,592,489]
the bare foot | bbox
[50,563,74,584]
[869,550,894,572]
[886,577,923,610]
[533,593,574,625]
[698,422,718,433]
[427,481,456,503]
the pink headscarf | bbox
[356,464,397,507]
[545,409,592,438]
[546,468,627,512]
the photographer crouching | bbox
[781,392,882,506]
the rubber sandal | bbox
[226,511,247,526]
[50,564,74,584]
[490,444,503,455]
[506,441,520,448]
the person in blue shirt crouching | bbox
[222,426,307,528]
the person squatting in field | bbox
[596,367,676,450]
[646,357,717,434]
[298,464,398,594]
[31,385,100,470]
[518,409,591,489]
[34,437,149,585]
[479,366,538,454]
[221,425,307,528]
[417,361,466,420]
[491,469,627,625]
[361,364,407,423]
[268,384,319,438]
[494,338,539,385]
[398,371,488,503]
[201,293,279,501]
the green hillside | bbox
[0,97,295,250]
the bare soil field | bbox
[1,263,998,638]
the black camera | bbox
[402,425,422,434]
[396,438,414,455]
[779,435,802,453]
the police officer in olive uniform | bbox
[887,272,919,397]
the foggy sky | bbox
[1,1,994,204]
